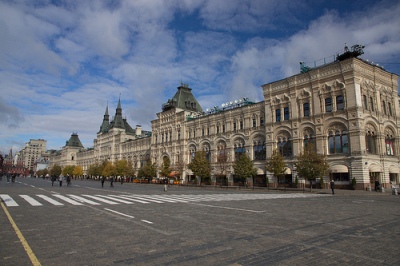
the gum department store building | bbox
[49,54,400,190]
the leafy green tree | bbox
[139,159,157,178]
[102,161,115,177]
[50,164,62,177]
[294,144,329,191]
[233,153,258,185]
[115,159,128,177]
[188,151,211,184]
[265,149,287,184]
[62,165,75,176]
[159,156,172,178]
[174,158,185,181]
[73,165,83,177]
[126,159,135,178]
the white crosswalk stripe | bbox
[37,195,64,206]
[19,195,42,206]
[0,193,328,207]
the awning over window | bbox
[257,168,264,175]
[330,164,348,173]
[369,164,382,172]
[284,168,291,174]
[389,165,400,173]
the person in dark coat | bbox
[330,180,335,195]
[110,176,114,187]
[101,176,105,188]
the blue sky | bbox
[1,0,400,155]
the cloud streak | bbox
[0,0,399,154]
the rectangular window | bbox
[382,101,387,115]
[369,97,374,111]
[284,107,289,120]
[325,98,332,112]
[252,118,256,128]
[233,122,237,131]
[363,95,368,109]
[223,125,225,133]
[240,120,243,129]
[276,109,281,122]
[303,102,310,117]
[260,117,264,126]
[336,95,344,110]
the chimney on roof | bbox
[136,125,142,136]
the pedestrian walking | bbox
[101,176,105,188]
[110,176,114,187]
[164,179,168,192]
[59,174,63,186]
[330,180,335,195]
[51,175,56,186]
[66,174,71,186]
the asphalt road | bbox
[1,177,399,266]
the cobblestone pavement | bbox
[1,178,399,265]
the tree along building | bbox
[48,56,400,190]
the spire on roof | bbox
[98,102,110,133]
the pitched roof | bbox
[162,83,203,113]
[65,133,84,148]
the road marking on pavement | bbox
[190,202,266,213]
[0,194,19,206]
[20,195,43,206]
[141,220,153,224]
[83,194,119,204]
[0,201,41,266]
[52,194,83,205]
[68,194,101,205]
[37,195,64,206]
[97,195,135,204]
[104,208,134,218]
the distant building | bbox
[48,56,400,190]
[19,139,47,173]
[3,147,26,175]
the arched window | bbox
[217,142,227,163]
[203,144,211,162]
[304,134,316,150]
[252,116,257,128]
[388,102,392,116]
[365,131,377,154]
[278,137,292,157]
[325,97,332,112]
[328,130,349,154]
[189,146,196,162]
[303,102,310,117]
[385,128,395,156]
[253,140,266,160]
[234,140,246,161]
[336,95,344,110]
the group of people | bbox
[51,174,71,186]
[0,172,17,183]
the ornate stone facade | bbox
[49,57,400,189]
